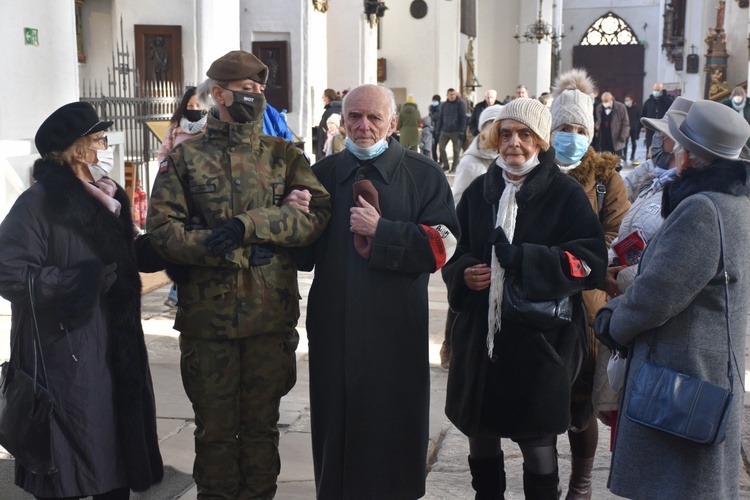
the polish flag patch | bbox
[159,160,169,174]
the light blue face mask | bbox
[345,137,389,161]
[652,90,662,98]
[553,131,589,165]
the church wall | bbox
[1,1,79,142]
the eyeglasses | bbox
[91,135,109,148]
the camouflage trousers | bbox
[179,331,299,500]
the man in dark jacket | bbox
[595,92,630,158]
[436,87,467,172]
[623,94,641,162]
[294,83,459,499]
[640,82,673,152]
[429,94,441,161]
[468,89,497,136]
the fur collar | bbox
[566,147,620,187]
[662,160,750,218]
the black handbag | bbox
[625,196,737,446]
[502,272,573,329]
[0,272,57,473]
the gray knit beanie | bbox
[550,68,597,145]
[495,98,551,147]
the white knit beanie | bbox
[495,98,551,147]
[479,104,503,132]
[550,90,595,145]
[550,68,597,145]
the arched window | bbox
[580,12,639,46]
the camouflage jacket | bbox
[147,112,331,339]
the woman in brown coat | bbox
[549,69,630,499]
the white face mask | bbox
[88,147,114,182]
[603,102,612,109]
[496,151,540,177]
[733,95,745,105]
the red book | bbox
[612,229,647,266]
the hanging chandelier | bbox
[514,0,564,45]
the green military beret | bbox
[206,50,268,84]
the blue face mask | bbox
[345,137,389,161]
[652,90,662,98]
[553,131,590,165]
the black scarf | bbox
[32,159,163,491]
[661,159,750,218]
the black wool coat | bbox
[442,148,608,439]
[0,160,163,497]
[301,139,459,500]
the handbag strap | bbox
[10,270,51,392]
[646,194,737,392]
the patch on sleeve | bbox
[421,224,457,271]
[563,251,591,278]
[159,160,169,174]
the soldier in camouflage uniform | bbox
[146,51,331,500]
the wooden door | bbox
[573,45,644,105]
[134,25,182,84]
[253,41,290,112]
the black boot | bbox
[523,465,560,500]
[468,454,506,500]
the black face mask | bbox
[225,90,266,123]
[184,109,203,122]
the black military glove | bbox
[205,218,245,255]
[249,244,276,267]
[594,308,629,356]
[488,226,522,271]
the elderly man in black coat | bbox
[288,83,459,500]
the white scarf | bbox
[486,170,527,358]
[557,160,582,174]
[180,115,208,134]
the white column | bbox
[517,0,553,97]
[196,0,240,79]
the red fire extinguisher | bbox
[135,181,147,229]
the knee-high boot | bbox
[565,456,594,500]
[468,454,505,500]
[523,465,560,500]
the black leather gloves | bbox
[488,226,522,271]
[205,218,245,255]
[249,244,275,267]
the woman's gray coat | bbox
[601,160,750,499]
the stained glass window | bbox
[581,12,638,46]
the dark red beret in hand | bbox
[352,180,381,259]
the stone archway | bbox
[572,12,644,105]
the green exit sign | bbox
[24,27,39,46]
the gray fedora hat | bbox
[641,96,693,139]
[668,99,750,161]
